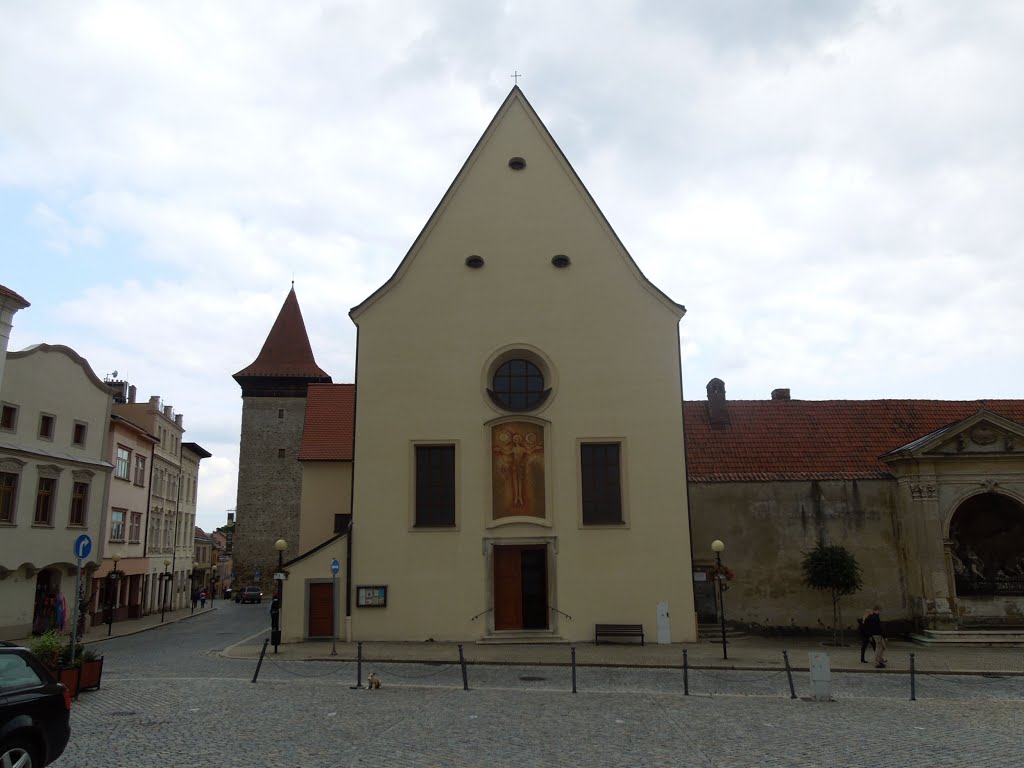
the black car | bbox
[235,586,263,604]
[0,642,71,767]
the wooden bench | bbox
[595,623,645,645]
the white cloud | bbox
[3,0,1023,528]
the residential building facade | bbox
[0,344,114,638]
[88,409,157,627]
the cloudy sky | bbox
[2,1,1022,533]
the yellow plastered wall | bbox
[348,92,694,643]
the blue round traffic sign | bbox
[330,558,340,575]
[74,534,92,560]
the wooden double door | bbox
[494,545,549,630]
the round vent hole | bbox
[508,156,526,170]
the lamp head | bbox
[111,553,121,563]
[711,539,725,553]
[163,559,170,568]
[275,539,288,553]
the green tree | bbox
[801,542,863,646]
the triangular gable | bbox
[881,409,1024,461]
[349,86,685,321]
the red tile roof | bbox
[684,399,1024,482]
[234,288,330,379]
[299,383,355,461]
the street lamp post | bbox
[106,553,122,637]
[272,539,287,653]
[159,559,171,623]
[711,539,728,660]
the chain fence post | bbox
[783,650,797,699]
[458,643,469,691]
[251,638,269,684]
[683,648,689,695]
[571,646,577,693]
[910,653,916,701]
[350,641,364,689]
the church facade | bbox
[231,89,1024,644]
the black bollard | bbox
[910,653,916,701]
[571,646,577,693]
[251,638,270,684]
[683,648,689,696]
[458,643,469,691]
[783,650,797,699]
[350,641,364,689]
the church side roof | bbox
[299,383,355,461]
[684,399,1024,482]
[234,288,330,380]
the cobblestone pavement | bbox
[55,676,1023,767]
[50,606,1024,767]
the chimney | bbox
[128,385,137,403]
[174,414,183,427]
[771,388,791,401]
[706,378,730,425]
[149,395,160,408]
[108,380,128,404]
[163,405,173,418]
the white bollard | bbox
[808,651,832,701]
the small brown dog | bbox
[367,672,381,689]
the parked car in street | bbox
[0,641,72,767]
[235,586,263,604]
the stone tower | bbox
[232,287,331,590]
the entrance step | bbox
[909,629,1024,646]
[697,623,748,641]
[477,631,569,645]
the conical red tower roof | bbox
[234,287,331,395]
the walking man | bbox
[863,605,887,668]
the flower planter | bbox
[56,665,81,699]
[78,657,104,691]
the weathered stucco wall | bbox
[689,479,906,630]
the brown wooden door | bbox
[494,547,522,630]
[494,546,548,630]
[307,582,334,638]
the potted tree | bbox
[29,630,80,698]
[58,640,104,692]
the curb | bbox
[82,605,218,645]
